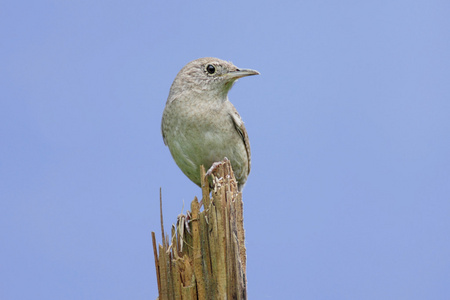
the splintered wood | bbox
[152,160,247,300]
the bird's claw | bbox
[205,157,229,177]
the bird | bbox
[161,57,259,191]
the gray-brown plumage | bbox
[161,57,259,191]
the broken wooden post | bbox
[152,160,247,299]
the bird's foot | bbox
[205,157,229,177]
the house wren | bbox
[161,57,259,191]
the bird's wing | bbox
[229,107,251,175]
[161,116,168,145]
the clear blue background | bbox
[1,1,449,299]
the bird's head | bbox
[168,57,259,101]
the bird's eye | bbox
[206,64,216,74]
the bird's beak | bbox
[226,68,260,80]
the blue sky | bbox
[1,1,449,299]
